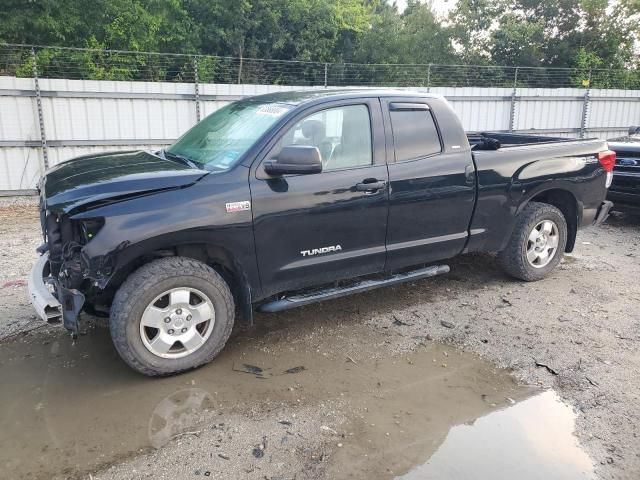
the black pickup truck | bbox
[28,90,614,376]
[607,126,640,211]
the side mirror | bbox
[264,145,323,176]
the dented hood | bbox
[42,150,208,214]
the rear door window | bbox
[389,106,442,162]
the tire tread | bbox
[109,257,234,376]
[497,202,567,282]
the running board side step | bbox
[257,265,450,313]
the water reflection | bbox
[397,391,594,480]
[148,388,215,449]
[0,325,594,480]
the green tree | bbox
[0,0,637,88]
[0,0,94,45]
[351,1,405,64]
[0,0,194,53]
[449,0,505,63]
[401,1,456,64]
[278,0,370,62]
[184,0,370,62]
[488,0,636,69]
[354,0,455,64]
[490,14,546,67]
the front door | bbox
[250,99,388,297]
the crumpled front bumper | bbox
[27,252,63,323]
[28,252,85,334]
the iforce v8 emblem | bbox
[225,201,251,213]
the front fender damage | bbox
[81,249,120,289]
[56,245,119,335]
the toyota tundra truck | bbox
[28,90,614,376]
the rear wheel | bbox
[109,257,234,376]
[498,202,567,281]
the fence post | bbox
[237,55,243,84]
[580,70,592,139]
[324,63,328,88]
[31,48,49,171]
[509,67,519,133]
[193,56,201,122]
[427,63,432,92]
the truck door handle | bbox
[464,164,475,184]
[356,179,387,192]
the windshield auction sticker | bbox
[256,105,289,116]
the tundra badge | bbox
[300,245,342,257]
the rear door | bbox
[382,97,476,269]
[250,98,389,297]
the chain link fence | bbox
[2,42,639,193]
[2,43,640,89]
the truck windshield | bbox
[167,101,292,171]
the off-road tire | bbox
[109,256,234,376]
[497,202,567,281]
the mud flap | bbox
[594,200,613,226]
[238,283,254,328]
[60,287,85,336]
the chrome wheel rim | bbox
[526,220,559,268]
[140,287,215,359]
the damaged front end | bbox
[29,199,108,336]
[27,150,210,335]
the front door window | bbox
[271,104,373,171]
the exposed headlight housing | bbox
[78,218,105,243]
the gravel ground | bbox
[361,213,640,478]
[1,197,639,479]
[96,405,345,480]
[0,199,54,341]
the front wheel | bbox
[109,257,235,376]
[498,202,568,281]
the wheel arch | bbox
[519,188,579,253]
[104,238,255,326]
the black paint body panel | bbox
[42,150,207,214]
[381,97,476,268]
[36,90,611,310]
[249,97,389,296]
[468,140,609,253]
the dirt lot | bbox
[1,197,639,480]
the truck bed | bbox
[466,133,608,255]
[468,132,582,150]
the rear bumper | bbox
[593,200,613,226]
[27,253,63,323]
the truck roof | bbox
[246,89,443,106]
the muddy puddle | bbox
[394,390,594,479]
[332,388,595,479]
[0,326,593,479]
